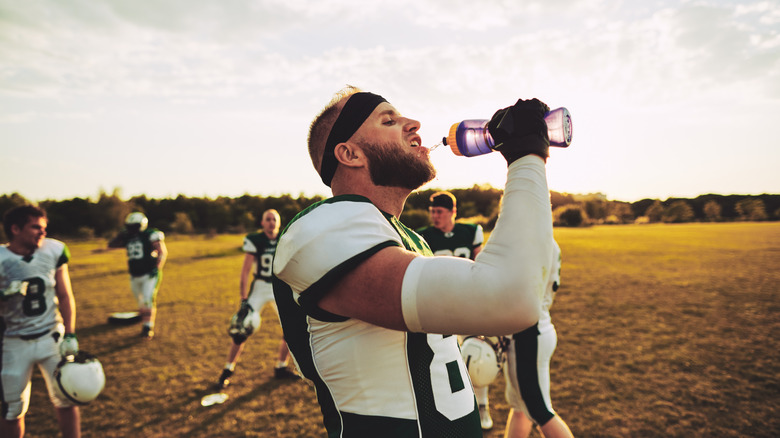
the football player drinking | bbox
[272,86,557,437]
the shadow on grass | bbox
[123,378,304,436]
[74,268,128,280]
[79,321,135,336]
[77,320,161,358]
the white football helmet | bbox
[243,308,261,335]
[460,336,504,387]
[125,212,148,231]
[54,351,106,405]
[229,307,261,337]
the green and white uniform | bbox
[503,240,562,426]
[242,232,278,315]
[0,239,74,418]
[274,195,481,438]
[113,228,164,308]
[417,223,484,260]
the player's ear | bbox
[334,142,366,169]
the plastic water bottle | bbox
[443,107,572,157]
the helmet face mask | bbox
[125,212,148,232]
[460,336,504,387]
[228,308,261,344]
[54,351,106,405]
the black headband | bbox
[320,92,387,186]
[430,194,455,210]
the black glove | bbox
[236,299,251,321]
[487,98,550,165]
[228,298,252,341]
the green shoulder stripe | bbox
[57,244,71,268]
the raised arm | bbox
[320,156,551,336]
[320,99,553,336]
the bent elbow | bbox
[490,280,542,335]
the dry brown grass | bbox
[23,223,780,437]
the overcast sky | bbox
[1,0,778,203]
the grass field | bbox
[22,222,779,437]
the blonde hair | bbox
[262,209,280,222]
[307,85,363,174]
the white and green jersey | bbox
[416,223,484,260]
[0,239,69,337]
[274,195,481,438]
[538,240,562,329]
[242,232,277,283]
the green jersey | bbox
[112,228,165,277]
[242,232,278,283]
[417,223,484,260]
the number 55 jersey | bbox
[273,195,481,438]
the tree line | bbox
[1,188,778,242]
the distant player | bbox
[216,209,296,390]
[417,191,497,430]
[107,212,167,339]
[1,205,82,438]
[503,240,574,438]
[416,191,483,260]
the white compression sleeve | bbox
[401,155,553,335]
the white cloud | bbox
[0,0,778,201]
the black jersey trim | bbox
[297,240,400,322]
[511,324,555,425]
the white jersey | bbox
[503,239,563,425]
[0,239,69,337]
[537,240,561,330]
[274,195,481,437]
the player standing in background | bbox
[107,212,167,340]
[1,205,81,438]
[215,209,296,390]
[416,191,496,430]
[416,191,483,260]
[503,240,574,438]
[273,86,555,437]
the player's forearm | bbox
[402,155,551,335]
[153,242,167,270]
[55,266,77,334]
[60,295,77,334]
[239,280,250,300]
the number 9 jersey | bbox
[0,238,69,337]
[242,232,277,283]
[273,195,482,437]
